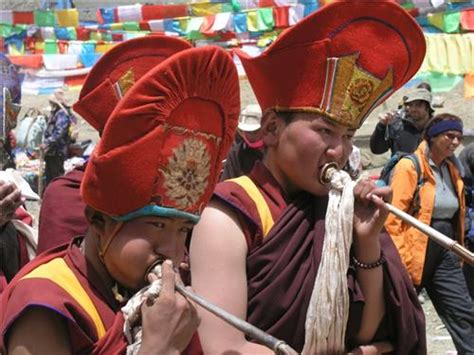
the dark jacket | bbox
[370,116,423,156]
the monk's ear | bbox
[85,206,109,236]
[261,110,284,147]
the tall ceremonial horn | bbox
[320,163,474,266]
[147,262,298,355]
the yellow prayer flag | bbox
[110,23,123,30]
[247,10,259,32]
[56,9,79,28]
[96,43,116,53]
[190,3,223,16]
[427,12,444,32]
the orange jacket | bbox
[385,141,465,286]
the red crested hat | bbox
[81,46,240,223]
[235,0,426,129]
[73,35,191,131]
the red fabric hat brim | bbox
[82,46,240,218]
[73,36,191,131]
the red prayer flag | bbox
[200,15,216,36]
[76,27,91,41]
[139,21,151,31]
[142,4,188,20]
[58,40,68,54]
[7,54,44,69]
[259,0,275,7]
[273,6,289,28]
[461,9,474,30]
[13,11,34,25]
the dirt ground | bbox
[20,78,473,354]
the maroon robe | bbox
[213,162,426,354]
[37,165,88,253]
[0,237,128,354]
[0,207,33,294]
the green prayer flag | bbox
[123,22,140,31]
[415,72,463,93]
[67,27,77,40]
[443,11,461,33]
[257,8,274,31]
[44,40,58,54]
[34,10,55,27]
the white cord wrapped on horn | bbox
[121,265,163,355]
[303,168,355,354]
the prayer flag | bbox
[149,19,165,32]
[56,9,79,27]
[464,72,474,98]
[117,4,143,23]
[13,12,34,25]
[234,12,248,33]
[257,8,274,31]
[44,40,58,54]
[0,10,13,25]
[273,6,289,28]
[461,9,474,30]
[212,12,232,32]
[34,10,56,27]
[187,16,204,33]
[443,11,461,33]
[191,3,223,16]
[97,8,115,24]
[247,11,259,32]
[123,22,140,31]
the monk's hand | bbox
[348,341,394,354]
[0,180,23,228]
[352,179,392,244]
[140,260,200,355]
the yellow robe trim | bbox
[21,257,106,339]
[228,176,274,237]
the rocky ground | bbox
[20,78,473,354]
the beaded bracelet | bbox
[351,252,385,269]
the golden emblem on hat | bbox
[320,53,393,128]
[161,138,211,210]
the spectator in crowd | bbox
[370,87,434,156]
[220,104,264,180]
[459,142,474,298]
[0,54,22,170]
[41,89,75,186]
[386,114,474,354]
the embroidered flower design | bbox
[162,138,211,210]
[348,78,374,105]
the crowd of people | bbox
[0,1,473,354]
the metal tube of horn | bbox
[175,283,297,355]
[148,262,297,355]
[320,163,474,266]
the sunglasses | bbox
[444,132,463,142]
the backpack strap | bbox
[401,154,424,215]
[21,257,106,339]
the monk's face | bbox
[262,112,355,196]
[103,216,193,290]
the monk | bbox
[0,43,240,354]
[37,35,193,253]
[190,1,427,354]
